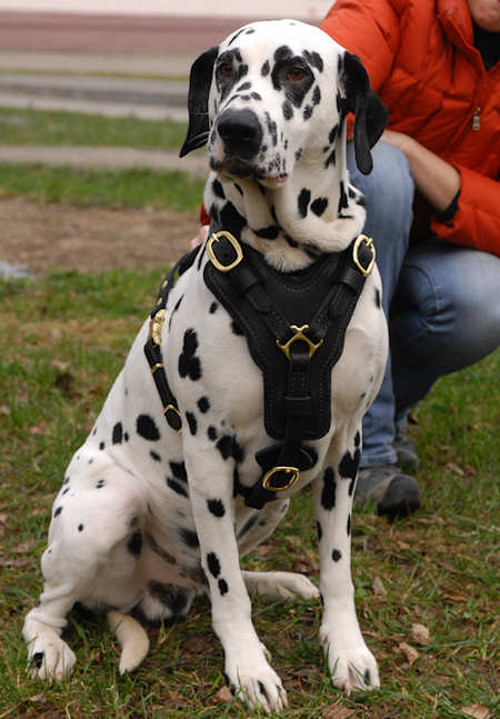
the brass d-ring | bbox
[353,234,376,277]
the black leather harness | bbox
[144,231,375,509]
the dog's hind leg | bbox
[24,466,148,680]
[243,570,319,600]
[107,611,150,674]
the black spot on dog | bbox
[298,188,311,218]
[311,197,328,217]
[321,467,336,510]
[31,652,44,669]
[332,549,342,562]
[207,551,221,578]
[186,412,197,436]
[347,514,351,536]
[316,521,322,541]
[179,329,202,381]
[207,425,218,442]
[254,225,280,239]
[63,476,70,485]
[178,528,199,548]
[209,302,218,314]
[234,182,244,195]
[325,148,336,169]
[374,288,381,308]
[96,479,105,489]
[303,105,313,121]
[54,506,63,517]
[170,461,188,482]
[197,396,210,413]
[338,181,349,212]
[212,178,225,199]
[173,295,183,314]
[216,434,244,462]
[147,581,190,616]
[295,148,302,161]
[220,202,247,240]
[303,49,324,72]
[127,530,143,556]
[282,100,293,120]
[258,681,269,701]
[167,478,188,497]
[339,448,361,480]
[207,498,226,517]
[136,414,160,441]
[329,124,339,144]
[261,60,270,76]
[364,669,371,684]
[312,85,321,105]
[99,441,105,451]
[251,92,262,101]
[78,524,84,532]
[218,578,229,596]
[150,450,162,462]
[112,422,123,445]
[237,81,251,92]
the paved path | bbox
[0,144,208,174]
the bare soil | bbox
[0,196,200,274]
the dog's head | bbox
[180,20,386,182]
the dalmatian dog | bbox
[23,19,388,713]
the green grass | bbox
[0,163,205,211]
[0,107,187,149]
[0,270,499,718]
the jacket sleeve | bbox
[431,167,500,256]
[320,0,400,92]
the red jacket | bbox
[321,0,500,256]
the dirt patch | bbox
[0,196,200,274]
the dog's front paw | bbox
[226,654,288,713]
[27,636,77,680]
[321,630,379,692]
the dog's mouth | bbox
[210,156,289,186]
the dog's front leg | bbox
[185,444,287,713]
[312,433,380,692]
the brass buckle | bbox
[276,324,323,360]
[164,404,182,434]
[207,231,243,272]
[353,234,376,277]
[149,308,166,346]
[262,466,300,492]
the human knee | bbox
[348,141,414,218]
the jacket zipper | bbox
[472,106,481,131]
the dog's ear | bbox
[341,52,388,175]
[179,46,218,158]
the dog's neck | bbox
[204,135,367,272]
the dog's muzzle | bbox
[213,108,263,176]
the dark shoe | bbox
[355,464,421,519]
[394,430,420,472]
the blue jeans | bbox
[347,141,500,467]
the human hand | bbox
[190,225,209,250]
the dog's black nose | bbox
[216,109,263,158]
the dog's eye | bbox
[218,63,233,80]
[287,68,306,82]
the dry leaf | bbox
[0,404,11,416]
[399,642,419,665]
[372,576,387,596]
[13,540,38,554]
[461,705,491,719]
[322,704,357,719]
[212,686,234,704]
[411,622,430,646]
